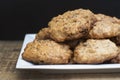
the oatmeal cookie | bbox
[73,39,119,64]
[95,14,119,22]
[22,40,72,64]
[48,9,96,42]
[89,20,120,39]
[35,28,50,40]
[111,46,120,63]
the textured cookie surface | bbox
[89,14,120,39]
[22,40,72,64]
[111,46,120,63]
[35,28,50,40]
[73,39,119,64]
[48,9,96,42]
[95,14,120,22]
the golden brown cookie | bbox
[89,20,120,39]
[48,9,96,42]
[95,14,117,22]
[35,28,50,40]
[89,14,120,39]
[73,39,119,64]
[22,40,72,64]
[111,46,120,63]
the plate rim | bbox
[16,34,120,70]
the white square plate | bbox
[16,34,120,73]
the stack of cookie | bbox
[22,9,120,64]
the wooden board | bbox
[1,41,120,80]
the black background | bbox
[0,0,120,40]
